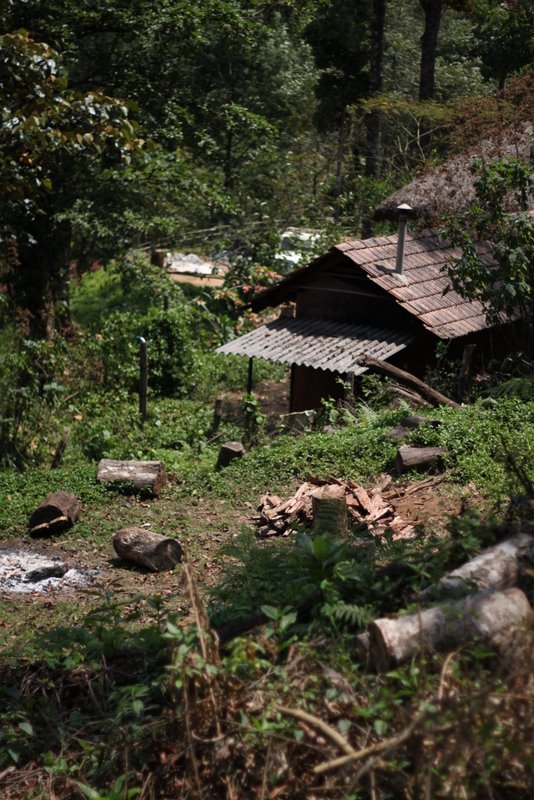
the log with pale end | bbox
[29,491,81,535]
[417,533,534,600]
[368,587,532,672]
[112,527,183,572]
[97,459,166,496]
[395,445,445,474]
[311,484,348,537]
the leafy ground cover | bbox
[2,263,534,798]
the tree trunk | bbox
[97,459,166,496]
[358,355,460,408]
[312,484,348,537]
[368,587,532,672]
[395,445,445,473]
[29,491,81,536]
[419,0,443,101]
[361,0,386,237]
[112,527,183,572]
[417,533,534,600]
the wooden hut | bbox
[217,216,515,412]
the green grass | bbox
[4,267,534,798]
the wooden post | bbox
[137,336,148,426]
[456,343,476,401]
[210,398,223,438]
[247,357,254,395]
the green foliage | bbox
[444,154,534,324]
[0,29,146,335]
[420,398,534,503]
[473,0,534,88]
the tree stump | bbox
[417,533,534,600]
[368,587,532,672]
[395,445,445,474]
[312,485,348,537]
[29,492,81,536]
[215,441,245,470]
[112,527,183,572]
[97,459,166,496]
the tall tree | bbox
[365,0,387,179]
[474,0,534,89]
[418,0,443,100]
[361,0,387,236]
[0,30,144,336]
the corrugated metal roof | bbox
[216,318,415,374]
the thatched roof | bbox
[374,123,534,225]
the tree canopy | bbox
[1,0,533,335]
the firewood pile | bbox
[252,476,416,540]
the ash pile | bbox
[0,549,100,594]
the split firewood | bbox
[312,485,348,537]
[97,459,166,496]
[368,587,532,672]
[112,527,183,572]
[395,445,445,474]
[29,491,81,536]
[417,533,534,600]
[254,477,408,538]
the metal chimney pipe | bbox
[395,203,412,274]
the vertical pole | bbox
[136,336,148,426]
[210,398,223,438]
[247,356,254,395]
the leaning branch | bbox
[358,356,460,408]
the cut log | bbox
[395,445,445,474]
[417,533,534,600]
[29,492,81,536]
[312,485,348,537]
[358,356,460,408]
[112,527,183,572]
[215,441,245,470]
[97,459,166,496]
[368,587,532,672]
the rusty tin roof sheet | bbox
[216,318,415,374]
[337,230,491,338]
[251,229,496,339]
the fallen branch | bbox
[358,356,460,409]
[417,533,534,600]
[313,713,424,774]
[274,705,356,756]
